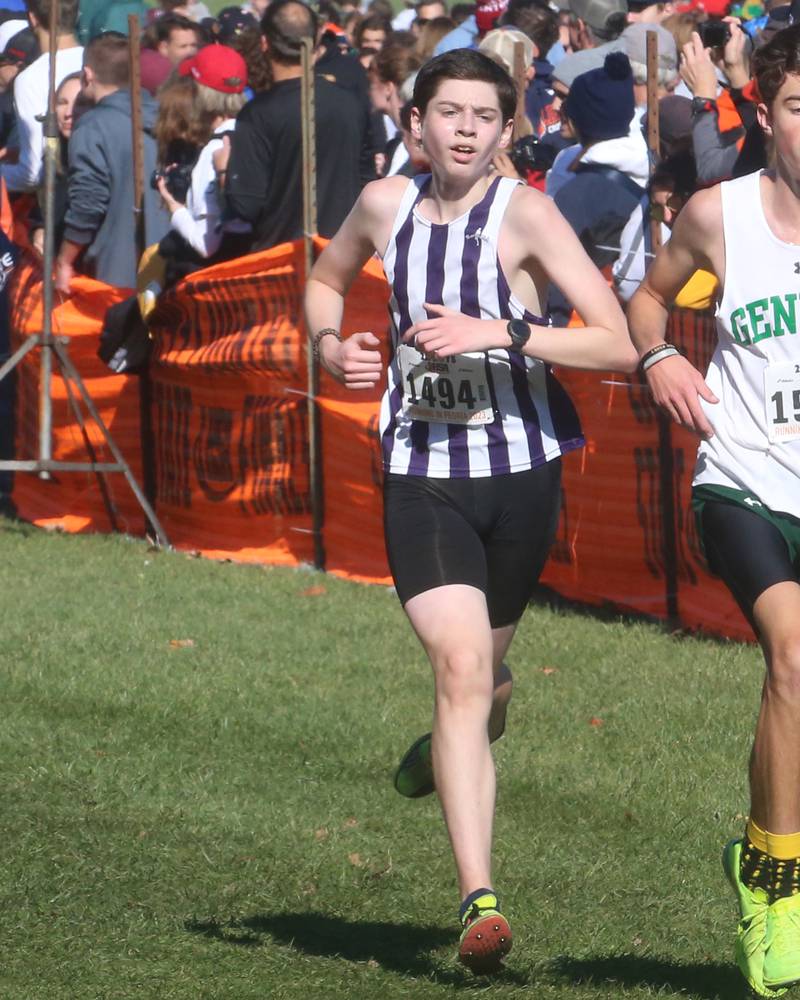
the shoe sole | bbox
[458,913,512,975]
[393,733,434,798]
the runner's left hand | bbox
[404,303,507,357]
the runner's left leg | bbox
[489,627,516,742]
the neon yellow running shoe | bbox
[458,892,512,975]
[764,893,800,992]
[393,732,434,798]
[723,839,786,998]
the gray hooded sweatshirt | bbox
[63,88,169,289]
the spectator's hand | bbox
[405,303,507,357]
[212,135,231,187]
[54,258,75,295]
[320,330,383,389]
[31,227,44,258]
[680,31,718,100]
[156,174,182,215]
[491,152,522,180]
[722,18,750,89]
[645,353,718,438]
[0,146,18,163]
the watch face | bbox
[508,319,531,348]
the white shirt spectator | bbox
[3,45,84,192]
[169,118,250,258]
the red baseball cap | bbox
[179,44,247,94]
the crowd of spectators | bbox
[0,0,788,326]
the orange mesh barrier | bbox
[539,309,750,641]
[8,255,144,534]
[147,243,314,565]
[6,240,752,640]
[317,250,392,583]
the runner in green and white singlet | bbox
[629,25,800,997]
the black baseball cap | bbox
[0,27,38,67]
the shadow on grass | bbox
[186,911,529,986]
[550,953,749,1000]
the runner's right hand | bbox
[645,353,718,439]
[321,331,382,390]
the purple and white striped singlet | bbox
[378,174,584,478]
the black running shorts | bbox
[383,460,562,629]
[694,485,800,626]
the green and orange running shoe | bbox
[723,839,786,998]
[393,732,434,798]
[458,891,512,975]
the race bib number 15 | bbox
[397,344,494,425]
[764,361,800,443]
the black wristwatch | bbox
[691,96,717,118]
[506,318,531,352]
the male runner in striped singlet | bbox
[305,48,637,973]
[629,25,800,998]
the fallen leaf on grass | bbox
[540,667,558,676]
[589,717,604,727]
[348,852,365,868]
[300,585,327,597]
[169,638,195,648]
[368,860,393,880]
[342,817,358,829]
[314,827,329,842]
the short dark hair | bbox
[261,0,318,65]
[650,151,696,200]
[29,0,78,33]
[753,23,800,109]
[354,13,391,48]
[412,48,517,122]
[505,0,558,56]
[84,32,130,87]
[154,12,199,45]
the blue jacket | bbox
[64,88,169,289]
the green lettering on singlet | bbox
[730,306,751,345]
[770,293,798,337]
[747,299,772,342]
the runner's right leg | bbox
[700,498,800,995]
[404,583,497,900]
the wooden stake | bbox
[646,30,661,252]
[301,37,324,571]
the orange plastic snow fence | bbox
[7,240,751,641]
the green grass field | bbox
[0,517,770,999]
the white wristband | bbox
[642,346,680,372]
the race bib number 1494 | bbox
[397,344,494,425]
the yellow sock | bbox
[746,818,769,854]
[766,830,800,861]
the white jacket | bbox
[169,118,250,258]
